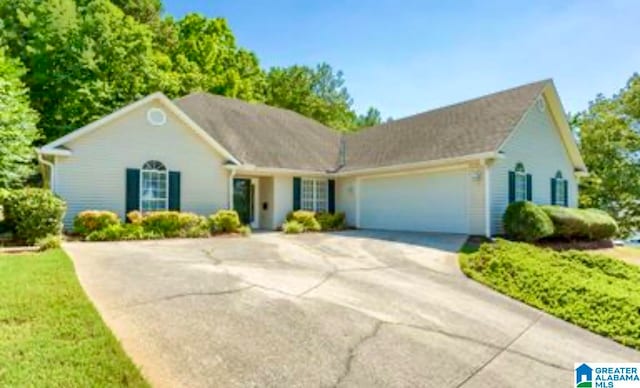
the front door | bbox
[233,178,253,225]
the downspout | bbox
[228,167,236,210]
[484,161,491,238]
[38,152,55,191]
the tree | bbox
[265,63,357,130]
[0,0,169,142]
[355,107,382,128]
[0,48,41,188]
[575,74,640,237]
[161,14,266,101]
[109,0,162,23]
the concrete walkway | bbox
[64,231,639,388]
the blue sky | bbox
[163,0,640,119]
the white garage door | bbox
[359,169,469,233]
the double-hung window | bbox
[301,178,328,212]
[514,163,527,202]
[552,171,568,206]
[141,160,168,212]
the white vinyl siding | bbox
[358,167,469,234]
[489,96,578,234]
[54,100,229,228]
[336,177,357,227]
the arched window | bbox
[141,160,168,211]
[513,162,527,202]
[552,170,567,206]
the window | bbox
[141,160,168,212]
[301,178,328,212]
[553,171,567,206]
[514,163,527,202]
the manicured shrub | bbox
[177,212,210,238]
[502,201,554,242]
[582,208,618,240]
[86,224,161,241]
[141,211,209,238]
[238,225,252,236]
[3,188,66,244]
[540,205,589,239]
[73,210,120,236]
[209,210,242,233]
[315,212,346,231]
[460,239,640,349]
[541,206,618,241]
[0,188,9,233]
[282,220,304,234]
[286,210,321,232]
[126,210,143,225]
[35,234,62,251]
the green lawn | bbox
[460,239,640,350]
[0,249,148,386]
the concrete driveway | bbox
[64,231,639,388]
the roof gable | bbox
[341,80,551,172]
[39,93,240,164]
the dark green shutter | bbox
[169,171,181,211]
[328,179,335,213]
[125,168,140,215]
[550,178,556,205]
[526,174,532,201]
[508,171,515,203]
[563,181,569,207]
[293,177,301,210]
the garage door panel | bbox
[359,169,468,233]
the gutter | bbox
[335,152,501,177]
[37,151,55,190]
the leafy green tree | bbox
[0,0,169,141]
[265,63,357,130]
[109,0,162,23]
[575,74,640,237]
[355,107,382,128]
[163,14,266,101]
[0,48,41,188]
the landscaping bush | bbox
[540,205,588,239]
[141,211,209,238]
[238,225,252,236]
[286,210,321,232]
[35,234,62,251]
[582,208,618,240]
[126,210,143,225]
[73,210,120,236]
[209,210,243,233]
[502,201,554,242]
[86,224,161,241]
[541,206,618,241]
[315,212,346,231]
[282,220,304,234]
[3,188,66,244]
[460,239,640,350]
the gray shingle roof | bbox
[174,93,341,171]
[342,79,550,171]
[174,80,550,172]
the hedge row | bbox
[75,209,250,241]
[282,210,346,234]
[503,201,618,242]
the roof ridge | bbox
[356,78,551,132]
